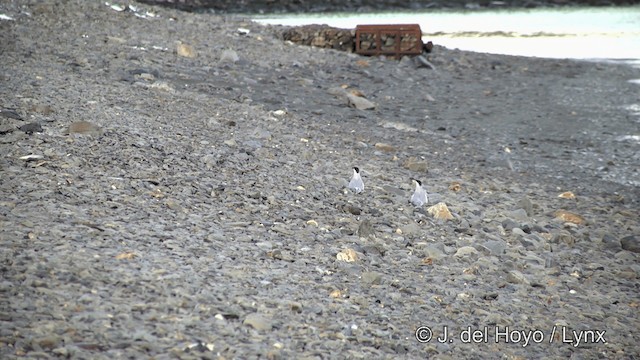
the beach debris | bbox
[355,24,424,59]
[19,154,44,161]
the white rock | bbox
[454,246,478,257]
[219,49,239,64]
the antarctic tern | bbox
[348,167,364,194]
[410,178,428,207]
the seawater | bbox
[252,6,640,61]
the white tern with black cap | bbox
[348,167,364,194]
[410,178,428,207]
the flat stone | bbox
[66,121,103,136]
[421,244,446,260]
[374,143,396,152]
[243,313,272,331]
[554,210,585,225]
[506,270,530,285]
[506,208,528,221]
[403,158,428,172]
[18,122,43,134]
[357,219,375,239]
[361,271,382,286]
[454,246,478,258]
[400,222,421,236]
[501,219,519,231]
[480,240,506,256]
[601,233,622,251]
[346,93,376,110]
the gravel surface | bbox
[1,1,639,359]
[134,0,640,13]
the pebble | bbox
[374,143,396,152]
[176,42,197,58]
[400,222,421,236]
[346,93,376,110]
[506,270,530,285]
[421,244,446,260]
[501,218,519,231]
[18,122,43,134]
[219,49,239,64]
[512,227,527,237]
[342,204,361,215]
[620,235,640,253]
[357,219,375,239]
[454,246,478,258]
[0,107,23,120]
[479,240,506,256]
[506,208,529,221]
[361,271,382,286]
[403,157,428,172]
[243,313,272,331]
[66,121,103,136]
[554,210,586,225]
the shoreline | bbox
[250,6,640,62]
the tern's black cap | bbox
[411,178,422,186]
[353,167,360,173]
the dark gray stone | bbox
[621,235,640,253]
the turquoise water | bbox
[253,6,640,60]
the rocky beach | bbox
[1,0,639,358]
[134,0,640,13]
